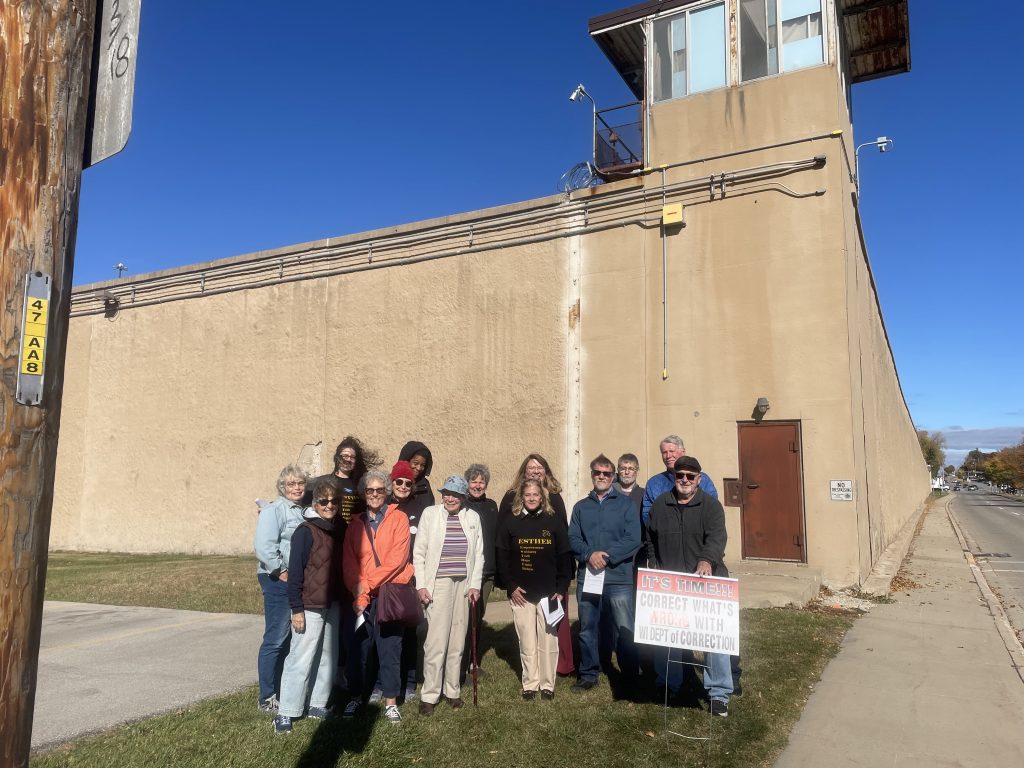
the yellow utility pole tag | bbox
[21,297,49,375]
[16,271,52,405]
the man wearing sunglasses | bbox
[568,454,642,693]
[641,435,718,529]
[645,455,733,717]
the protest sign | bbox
[634,568,740,656]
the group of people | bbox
[253,434,738,733]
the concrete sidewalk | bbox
[775,499,1024,767]
[32,602,262,750]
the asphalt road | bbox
[949,486,1024,642]
[32,602,263,751]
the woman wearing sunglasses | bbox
[272,478,344,733]
[363,461,423,704]
[342,470,415,723]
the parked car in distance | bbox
[967,484,978,491]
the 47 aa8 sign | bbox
[16,271,52,406]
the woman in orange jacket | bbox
[342,470,415,723]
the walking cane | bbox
[471,597,479,706]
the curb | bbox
[944,496,1024,686]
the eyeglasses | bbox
[591,470,614,478]
[675,471,700,482]
[618,466,638,474]
[339,453,357,462]
[315,498,340,506]
[365,488,387,496]
[393,479,413,488]
[284,480,306,488]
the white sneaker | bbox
[403,683,418,702]
[368,687,383,704]
[384,703,402,723]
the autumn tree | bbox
[917,430,946,472]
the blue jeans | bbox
[655,647,734,702]
[348,599,404,700]
[278,603,339,717]
[257,573,292,702]
[576,582,638,683]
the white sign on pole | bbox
[634,568,740,656]
[85,0,143,167]
[830,480,854,501]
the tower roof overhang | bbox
[588,0,910,97]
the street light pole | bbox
[0,3,97,766]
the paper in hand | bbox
[541,596,565,627]
[582,565,606,595]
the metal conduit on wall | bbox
[72,153,829,317]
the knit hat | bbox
[674,456,702,473]
[440,475,469,496]
[390,460,415,482]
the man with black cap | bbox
[645,455,734,717]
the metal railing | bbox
[594,101,643,175]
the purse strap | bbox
[363,516,382,568]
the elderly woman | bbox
[463,463,498,677]
[273,477,344,733]
[342,469,415,724]
[414,475,484,716]
[254,464,308,713]
[498,454,575,677]
[497,478,573,701]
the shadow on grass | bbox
[485,622,521,677]
[294,710,373,766]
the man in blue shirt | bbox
[641,435,718,527]
[568,454,641,692]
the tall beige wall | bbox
[52,242,572,554]
[52,55,928,586]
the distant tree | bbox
[961,448,990,475]
[943,465,956,476]
[917,430,946,473]
[976,441,1024,488]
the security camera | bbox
[100,290,118,302]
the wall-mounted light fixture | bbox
[569,83,597,167]
[99,290,120,318]
[854,136,894,194]
[752,397,771,422]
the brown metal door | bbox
[738,421,805,561]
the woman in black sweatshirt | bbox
[496,479,573,701]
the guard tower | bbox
[587,0,910,174]
[572,0,917,585]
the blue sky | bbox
[75,1,1022,463]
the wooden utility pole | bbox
[0,2,97,765]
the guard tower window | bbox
[741,0,824,82]
[651,2,727,102]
